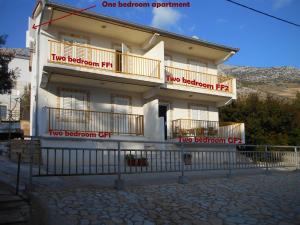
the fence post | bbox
[28,138,33,193]
[178,143,188,184]
[114,141,124,190]
[16,153,21,195]
[227,145,232,178]
[265,145,270,174]
[295,147,298,171]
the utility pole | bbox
[8,91,12,156]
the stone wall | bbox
[10,139,41,164]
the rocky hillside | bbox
[218,65,300,99]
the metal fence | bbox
[31,141,299,177]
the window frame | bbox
[56,87,90,123]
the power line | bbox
[225,0,300,28]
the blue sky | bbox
[0,0,299,68]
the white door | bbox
[113,96,130,135]
[190,105,208,128]
[122,43,130,73]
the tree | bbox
[20,84,31,120]
[0,35,18,94]
[220,94,300,145]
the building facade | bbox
[28,1,245,148]
[0,49,31,121]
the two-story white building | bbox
[28,1,245,148]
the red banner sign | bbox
[166,75,229,92]
[49,130,112,138]
[179,136,243,144]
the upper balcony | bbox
[43,40,162,88]
[42,40,237,102]
[164,66,236,99]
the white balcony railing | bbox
[48,40,161,79]
[165,66,234,93]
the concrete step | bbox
[0,186,30,225]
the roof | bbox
[39,1,239,53]
[0,48,30,59]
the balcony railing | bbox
[48,40,160,79]
[165,66,234,93]
[172,119,243,139]
[47,107,144,136]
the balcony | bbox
[165,66,234,94]
[47,107,144,136]
[48,40,161,80]
[172,119,244,142]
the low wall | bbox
[10,139,41,164]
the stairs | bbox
[0,183,30,225]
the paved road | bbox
[35,172,300,225]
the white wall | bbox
[162,97,219,122]
[143,98,163,140]
[165,50,218,75]
[143,41,165,82]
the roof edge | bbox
[46,1,239,53]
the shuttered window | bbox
[188,60,208,83]
[112,96,131,134]
[61,35,88,59]
[60,90,88,121]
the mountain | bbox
[218,65,300,99]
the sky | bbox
[0,0,299,68]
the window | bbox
[0,105,7,120]
[188,60,208,83]
[113,96,130,114]
[59,89,89,122]
[190,104,209,129]
[61,35,88,59]
[190,105,208,121]
[188,60,207,73]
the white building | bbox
[28,1,245,148]
[0,48,31,122]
